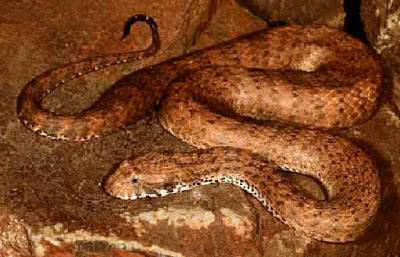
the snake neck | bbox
[105,147,381,243]
[114,170,268,203]
[105,148,275,203]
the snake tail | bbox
[17,14,160,141]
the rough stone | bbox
[0,210,34,256]
[361,0,400,116]
[236,0,345,27]
[0,0,399,256]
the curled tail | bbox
[17,14,160,141]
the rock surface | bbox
[361,0,400,116]
[236,0,345,27]
[0,0,399,256]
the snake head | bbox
[105,157,178,200]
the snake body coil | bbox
[17,15,383,242]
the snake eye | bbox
[132,177,139,184]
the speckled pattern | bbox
[17,14,161,141]
[17,17,382,243]
[17,22,382,140]
[106,147,380,243]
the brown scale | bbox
[157,77,381,242]
[18,22,382,140]
[105,148,380,243]
[17,16,382,243]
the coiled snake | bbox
[17,15,383,242]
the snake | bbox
[17,15,383,243]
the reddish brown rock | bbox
[236,0,345,27]
[0,0,399,256]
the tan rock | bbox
[361,0,400,114]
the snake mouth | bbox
[21,21,381,243]
[108,191,140,200]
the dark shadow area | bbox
[344,0,368,42]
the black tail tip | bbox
[121,14,157,41]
